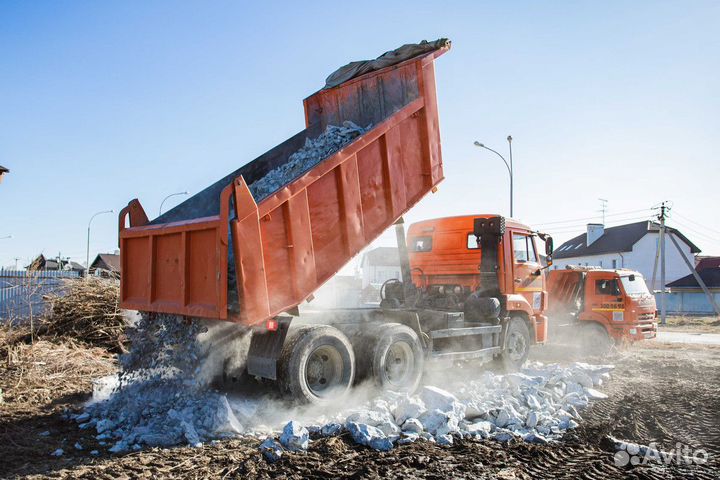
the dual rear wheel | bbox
[277,323,424,404]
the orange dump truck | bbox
[117,40,554,404]
[546,266,657,350]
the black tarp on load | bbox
[323,38,450,89]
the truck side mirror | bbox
[545,236,554,256]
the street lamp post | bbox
[159,191,189,216]
[86,210,113,278]
[473,136,514,217]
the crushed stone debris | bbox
[279,421,309,451]
[77,315,614,457]
[259,438,283,462]
[249,121,369,201]
[77,315,245,454]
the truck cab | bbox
[405,214,551,346]
[547,267,657,344]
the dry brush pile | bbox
[43,278,127,352]
[0,277,123,412]
[0,329,116,412]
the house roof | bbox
[91,253,121,273]
[667,267,720,289]
[0,166,8,173]
[695,256,720,272]
[27,254,85,272]
[363,247,400,267]
[553,221,701,259]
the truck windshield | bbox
[620,275,650,296]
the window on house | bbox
[612,259,617,269]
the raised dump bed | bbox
[118,40,450,327]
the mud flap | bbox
[246,317,291,380]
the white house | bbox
[552,221,700,291]
[360,247,401,289]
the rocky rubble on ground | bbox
[72,315,245,453]
[71,315,613,460]
[249,121,369,200]
[256,361,614,461]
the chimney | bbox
[587,223,604,246]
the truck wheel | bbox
[278,325,355,405]
[580,322,614,356]
[499,317,531,371]
[370,324,424,393]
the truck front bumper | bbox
[613,321,657,342]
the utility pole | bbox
[657,201,669,325]
[668,234,720,316]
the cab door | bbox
[586,273,625,322]
[511,232,543,311]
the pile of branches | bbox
[0,327,116,411]
[43,278,127,352]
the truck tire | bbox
[277,325,355,405]
[499,317,531,371]
[370,324,424,393]
[580,322,614,356]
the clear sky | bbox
[1,0,719,270]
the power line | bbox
[541,214,655,233]
[667,219,720,244]
[531,208,652,227]
[671,210,720,236]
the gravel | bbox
[249,121,369,201]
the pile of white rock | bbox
[257,362,613,461]
[72,315,245,454]
[249,121,369,200]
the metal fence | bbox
[0,269,80,322]
[656,291,720,315]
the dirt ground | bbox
[2,331,719,479]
